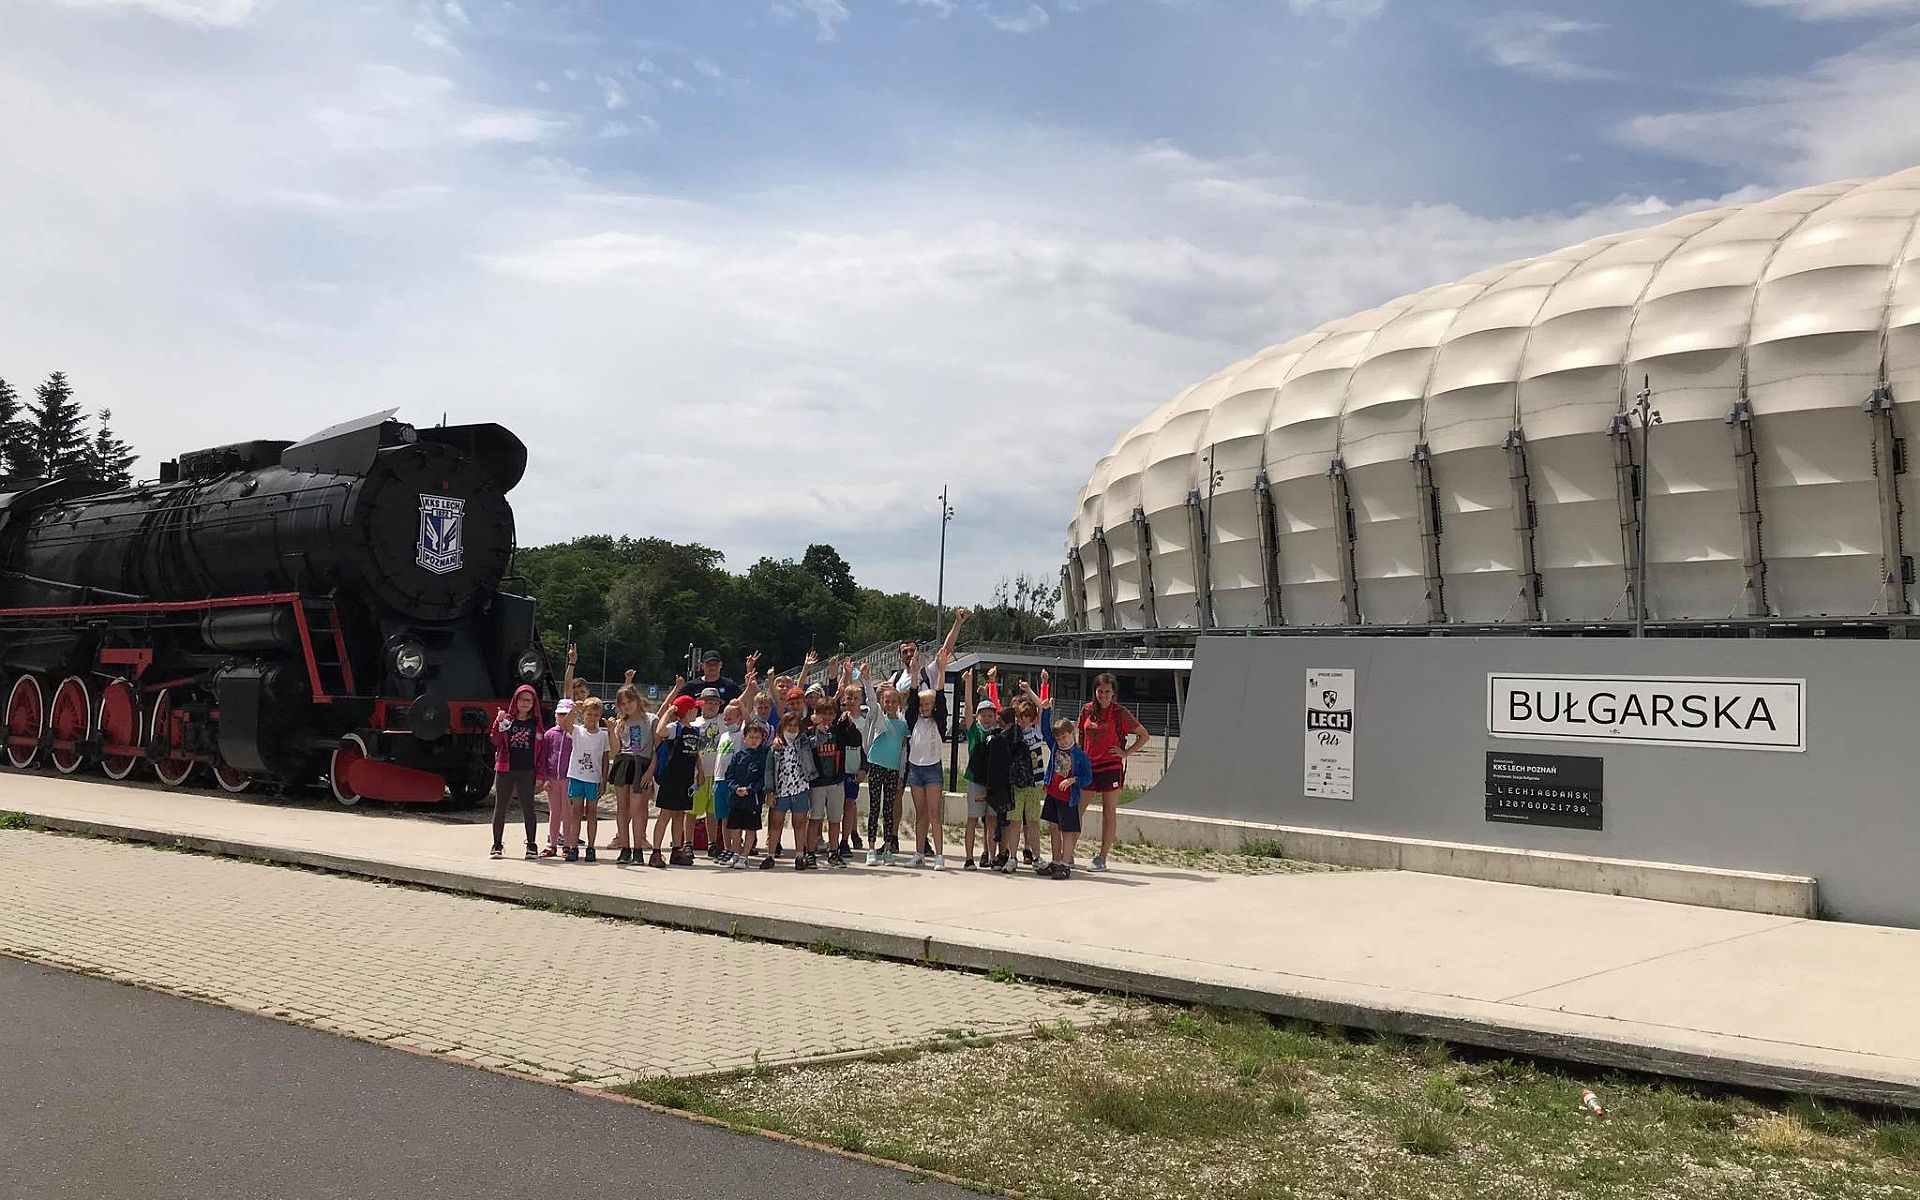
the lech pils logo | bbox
[417,494,466,575]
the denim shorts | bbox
[906,762,943,789]
[775,791,810,815]
[566,778,599,801]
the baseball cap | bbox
[805,682,825,696]
[555,699,573,716]
[976,699,997,712]
[701,649,723,663]
[671,694,699,714]
[698,687,722,700]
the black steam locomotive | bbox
[0,410,546,803]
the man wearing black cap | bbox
[695,650,740,706]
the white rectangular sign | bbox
[1304,668,1355,799]
[1487,673,1805,752]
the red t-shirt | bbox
[1077,702,1142,770]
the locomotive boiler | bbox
[0,410,547,803]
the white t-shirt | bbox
[892,660,940,697]
[568,724,610,784]
[907,717,943,767]
[713,722,745,782]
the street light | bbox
[1200,443,1225,628]
[935,485,955,640]
[1630,376,1662,638]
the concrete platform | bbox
[5,772,1917,1109]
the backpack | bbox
[1008,724,1042,789]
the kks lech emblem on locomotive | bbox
[416,494,466,575]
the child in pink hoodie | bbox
[489,684,546,860]
[537,698,575,857]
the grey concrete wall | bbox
[1147,636,1920,927]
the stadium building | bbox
[1063,168,1920,643]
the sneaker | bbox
[540,846,557,858]
[584,847,597,864]
[826,851,844,868]
[1050,862,1072,880]
[910,852,927,869]
[794,854,808,871]
[489,845,503,860]
[773,846,785,860]
[932,854,946,872]
[1000,857,1020,875]
[1021,848,1036,865]
[1034,860,1052,876]
[650,850,666,869]
[614,849,632,866]
[963,858,977,871]
[524,845,539,861]
[850,830,864,851]
[837,839,849,857]
[563,847,578,862]
[922,840,934,857]
[1090,855,1108,872]
[864,849,881,866]
[731,853,750,870]
[993,851,1010,870]
[707,845,722,861]
[759,855,775,870]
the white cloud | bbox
[984,2,1051,32]
[1287,0,1389,28]
[1743,0,1920,18]
[55,0,255,25]
[0,0,1736,602]
[1475,11,1610,81]
[772,0,851,41]
[1620,27,1920,183]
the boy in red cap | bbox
[647,680,704,867]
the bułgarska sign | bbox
[1487,673,1805,752]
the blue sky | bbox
[4,0,1920,605]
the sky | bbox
[4,1,1920,608]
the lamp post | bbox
[1630,377,1662,638]
[1201,443,1224,628]
[934,485,955,641]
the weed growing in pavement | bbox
[1238,837,1285,858]
[0,811,30,830]
[985,966,1019,984]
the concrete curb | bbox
[16,811,1913,1110]
[930,794,1819,919]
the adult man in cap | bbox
[693,650,740,706]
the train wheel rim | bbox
[5,675,44,770]
[98,681,143,780]
[148,689,194,787]
[49,676,93,775]
[329,734,367,806]
[212,761,252,794]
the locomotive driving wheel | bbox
[48,676,94,775]
[328,734,368,806]
[211,761,253,794]
[4,675,44,770]
[97,680,144,781]
[148,688,196,787]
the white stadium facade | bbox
[1063,168,1920,642]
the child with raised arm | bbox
[539,698,574,857]
[961,668,1002,870]
[566,697,612,863]
[832,657,866,859]
[857,663,907,865]
[608,672,656,865]
[648,679,702,867]
[1002,669,1054,872]
[766,709,816,870]
[1040,718,1093,880]
[902,608,968,870]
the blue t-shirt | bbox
[866,714,907,772]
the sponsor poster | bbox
[1304,668,1355,800]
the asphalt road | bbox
[0,956,965,1200]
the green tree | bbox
[968,572,1064,644]
[28,372,87,479]
[847,586,936,649]
[83,408,137,486]
[802,543,859,607]
[0,376,41,479]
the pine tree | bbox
[85,408,138,487]
[0,376,33,480]
[29,372,88,479]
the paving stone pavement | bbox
[0,831,1113,1084]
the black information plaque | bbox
[1484,751,1603,830]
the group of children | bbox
[488,608,1149,882]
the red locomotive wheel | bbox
[328,734,367,806]
[98,680,143,781]
[148,689,195,787]
[48,676,93,775]
[212,761,252,794]
[5,675,44,770]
